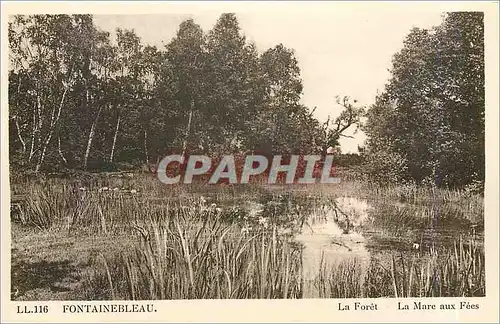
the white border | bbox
[1,2,498,323]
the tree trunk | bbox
[35,86,69,173]
[144,129,149,165]
[13,81,26,154]
[181,100,194,156]
[58,135,67,165]
[37,94,42,136]
[14,117,26,154]
[29,98,40,163]
[83,105,103,170]
[109,113,121,162]
[28,106,36,162]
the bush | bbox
[362,150,409,184]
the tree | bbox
[9,15,103,172]
[204,13,263,153]
[364,12,484,187]
[164,19,206,155]
[8,13,369,175]
[320,96,364,156]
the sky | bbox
[93,9,444,153]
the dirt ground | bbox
[10,224,133,301]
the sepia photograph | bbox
[1,1,499,323]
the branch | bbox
[307,107,317,118]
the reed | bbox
[85,202,303,300]
[12,175,485,300]
[386,236,485,297]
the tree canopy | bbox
[8,12,483,190]
[9,13,346,173]
[363,12,484,188]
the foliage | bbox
[9,14,350,173]
[362,150,409,184]
[363,12,484,188]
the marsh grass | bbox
[14,182,70,229]
[368,182,484,213]
[11,175,485,300]
[316,257,365,298]
[316,237,485,298]
[84,206,303,300]
[387,236,485,297]
[362,200,483,250]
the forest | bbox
[9,12,484,189]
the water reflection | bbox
[216,192,483,298]
[364,200,483,253]
[296,197,372,298]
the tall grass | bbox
[316,237,485,298]
[367,181,484,211]
[14,182,70,229]
[316,257,365,298]
[12,175,485,300]
[85,233,484,299]
[387,236,484,297]
[84,203,303,300]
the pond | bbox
[239,194,483,298]
[296,197,371,297]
